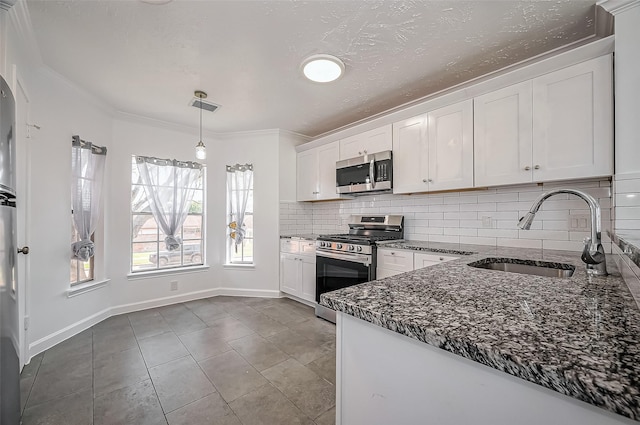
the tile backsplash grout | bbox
[280,178,614,253]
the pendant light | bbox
[195,90,207,160]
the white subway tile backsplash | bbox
[280,179,614,253]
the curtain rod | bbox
[226,163,253,172]
[72,135,107,155]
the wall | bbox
[281,178,613,253]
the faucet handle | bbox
[581,238,606,265]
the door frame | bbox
[15,71,32,368]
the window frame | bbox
[226,172,254,265]
[130,156,206,274]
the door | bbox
[296,149,318,201]
[392,114,428,194]
[15,79,30,368]
[339,124,392,160]
[474,81,534,187]
[427,99,474,191]
[316,141,340,200]
[300,255,316,302]
[532,55,613,181]
[280,253,300,296]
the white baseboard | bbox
[281,293,317,308]
[25,288,283,363]
[28,307,111,362]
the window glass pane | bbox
[182,241,204,266]
[182,215,202,240]
[132,215,158,243]
[70,217,94,285]
[132,242,160,271]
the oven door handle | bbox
[316,250,372,266]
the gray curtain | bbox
[71,136,107,261]
[136,156,203,251]
[227,163,253,249]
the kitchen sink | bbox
[468,258,575,278]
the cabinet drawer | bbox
[280,239,300,253]
[299,241,316,255]
[414,253,459,269]
[377,249,414,272]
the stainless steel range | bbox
[315,215,404,322]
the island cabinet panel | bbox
[413,252,459,269]
[474,81,534,187]
[376,249,413,279]
[339,124,392,160]
[393,99,473,194]
[532,54,613,182]
[336,313,633,425]
[474,54,613,188]
[296,141,342,201]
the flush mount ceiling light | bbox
[301,54,345,83]
[194,90,207,160]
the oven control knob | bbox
[336,243,343,249]
[348,245,355,251]
[319,242,324,247]
[357,246,363,252]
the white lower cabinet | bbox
[280,239,316,303]
[377,248,459,278]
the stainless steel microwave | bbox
[336,150,392,195]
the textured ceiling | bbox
[25,0,597,137]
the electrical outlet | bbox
[170,281,178,291]
[481,216,493,228]
[569,214,590,231]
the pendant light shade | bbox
[195,90,207,160]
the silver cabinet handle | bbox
[422,179,428,183]
[428,179,433,183]
[18,246,29,255]
[390,252,396,255]
[363,149,367,154]
[534,165,540,170]
[358,151,362,155]
[524,166,531,171]
[439,257,444,261]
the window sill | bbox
[127,265,210,280]
[223,263,255,270]
[67,279,110,298]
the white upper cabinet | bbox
[393,100,473,194]
[339,124,393,160]
[532,55,613,181]
[427,100,474,192]
[474,55,613,187]
[296,141,341,201]
[474,81,534,187]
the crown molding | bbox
[597,0,640,15]
[8,0,43,66]
[0,0,17,12]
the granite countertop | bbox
[320,243,640,421]
[611,231,640,270]
[279,234,318,241]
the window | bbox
[131,156,205,272]
[226,164,254,264]
[70,136,106,286]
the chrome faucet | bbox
[518,188,607,276]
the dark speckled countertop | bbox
[320,242,640,421]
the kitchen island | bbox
[320,243,640,424]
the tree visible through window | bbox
[130,156,205,272]
[227,164,254,264]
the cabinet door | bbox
[532,55,613,182]
[280,254,301,296]
[427,99,474,191]
[392,115,429,194]
[300,255,316,302]
[377,249,414,272]
[340,124,392,160]
[414,253,459,270]
[474,82,534,187]
[296,149,318,201]
[317,141,341,200]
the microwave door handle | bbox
[369,159,375,189]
